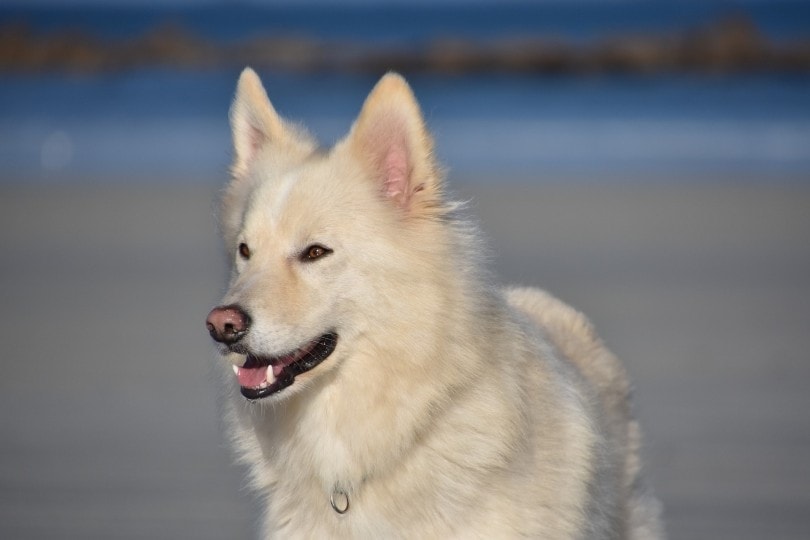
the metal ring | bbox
[330,488,350,514]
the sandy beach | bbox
[1,178,809,539]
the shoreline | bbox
[3,169,810,188]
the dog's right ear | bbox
[222,69,316,247]
[221,69,292,248]
[229,67,288,178]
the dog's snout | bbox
[206,304,251,344]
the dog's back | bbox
[506,287,665,539]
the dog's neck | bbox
[252,298,506,489]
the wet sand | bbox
[1,178,809,539]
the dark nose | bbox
[206,304,250,344]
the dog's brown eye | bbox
[302,244,332,262]
[238,243,251,260]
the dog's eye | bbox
[301,244,332,262]
[238,243,251,260]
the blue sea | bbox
[6,2,810,43]
[2,2,810,183]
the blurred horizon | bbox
[1,1,809,183]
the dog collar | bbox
[331,487,350,514]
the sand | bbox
[1,178,809,539]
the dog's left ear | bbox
[347,73,441,213]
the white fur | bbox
[212,69,665,539]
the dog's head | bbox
[206,69,455,402]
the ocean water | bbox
[2,71,809,183]
[5,2,810,43]
[1,2,810,183]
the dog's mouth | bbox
[233,332,338,400]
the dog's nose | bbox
[206,304,250,344]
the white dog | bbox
[206,69,664,539]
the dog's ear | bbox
[347,73,441,213]
[229,67,288,177]
[223,68,317,246]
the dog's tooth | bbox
[232,364,239,375]
[266,365,276,384]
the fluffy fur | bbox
[210,68,664,539]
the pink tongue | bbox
[237,366,267,388]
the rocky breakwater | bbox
[1,15,808,75]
